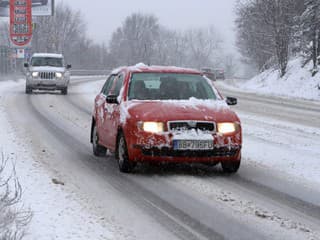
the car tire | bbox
[117,133,135,173]
[221,160,241,173]
[92,124,107,157]
[25,86,32,94]
[61,87,68,95]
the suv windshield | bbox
[31,57,63,67]
[128,73,217,100]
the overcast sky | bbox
[57,0,238,53]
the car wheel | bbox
[92,124,107,157]
[117,133,135,173]
[61,87,68,95]
[221,160,241,173]
[25,86,32,94]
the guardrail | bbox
[70,69,111,76]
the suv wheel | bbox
[61,87,68,95]
[25,86,32,94]
[117,133,135,173]
[92,124,107,156]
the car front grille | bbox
[39,72,55,79]
[142,146,240,158]
[168,121,215,132]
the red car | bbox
[91,65,242,173]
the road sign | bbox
[10,0,33,47]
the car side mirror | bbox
[24,63,29,68]
[106,95,119,104]
[226,97,237,105]
[66,64,72,69]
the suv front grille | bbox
[168,121,215,132]
[39,72,55,79]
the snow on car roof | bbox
[32,53,63,58]
[111,63,201,75]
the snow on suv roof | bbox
[32,53,63,58]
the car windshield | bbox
[128,73,218,100]
[31,57,63,67]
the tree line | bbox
[1,2,236,75]
[235,0,320,77]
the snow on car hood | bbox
[122,98,239,123]
[29,66,66,72]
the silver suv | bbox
[24,53,71,95]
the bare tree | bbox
[0,22,9,45]
[0,152,32,240]
[0,22,11,74]
[301,0,320,75]
[31,2,91,66]
[223,54,239,78]
[236,0,300,77]
[153,28,188,66]
[108,16,222,69]
[184,26,222,69]
[108,13,160,66]
[235,0,275,71]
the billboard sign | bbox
[10,0,33,47]
[0,0,54,17]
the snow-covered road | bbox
[1,77,320,240]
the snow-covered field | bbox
[224,57,320,101]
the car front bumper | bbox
[126,130,242,163]
[26,78,69,90]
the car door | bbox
[95,75,116,145]
[103,73,125,150]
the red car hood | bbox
[123,99,240,123]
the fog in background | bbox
[57,0,238,54]
[1,0,248,77]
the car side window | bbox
[101,75,116,95]
[110,73,125,96]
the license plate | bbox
[173,140,213,150]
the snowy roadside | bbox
[0,79,113,240]
[219,57,320,101]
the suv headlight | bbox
[139,122,164,133]
[55,72,63,78]
[217,122,239,134]
[32,72,39,78]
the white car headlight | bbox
[142,122,164,133]
[217,122,238,134]
[55,72,63,78]
[32,72,39,77]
